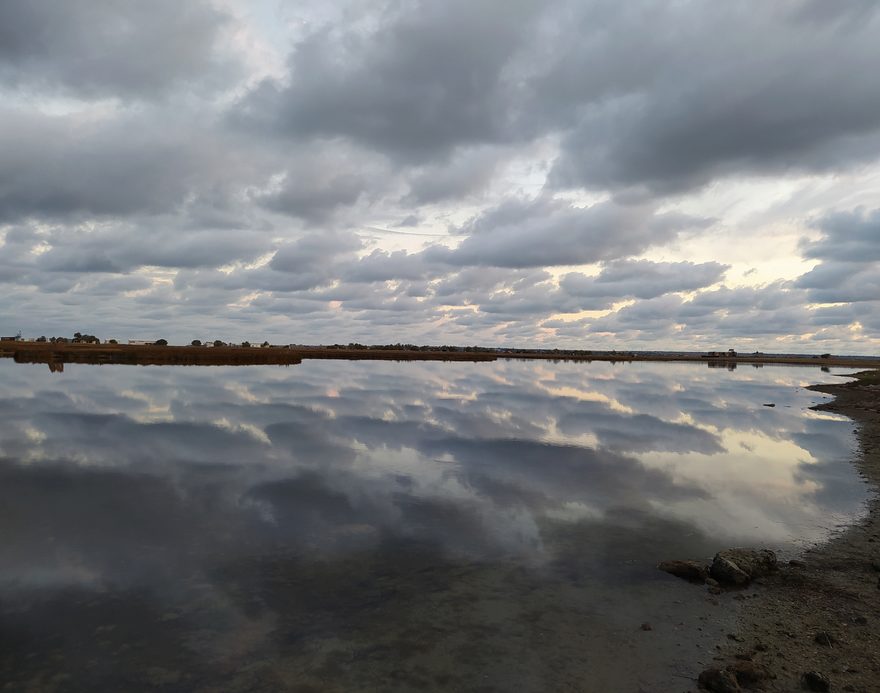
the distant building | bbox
[0,336,19,342]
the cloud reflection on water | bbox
[0,360,864,593]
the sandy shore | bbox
[707,370,880,692]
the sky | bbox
[1,0,879,352]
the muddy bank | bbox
[708,370,880,692]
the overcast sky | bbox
[2,0,879,351]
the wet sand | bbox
[710,370,880,692]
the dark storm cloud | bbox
[0,0,236,98]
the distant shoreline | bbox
[1,341,878,369]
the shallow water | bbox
[0,360,867,691]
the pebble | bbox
[814,631,836,647]
[801,671,831,692]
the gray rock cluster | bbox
[658,548,778,588]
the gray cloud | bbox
[797,207,880,304]
[235,0,545,162]
[545,1,880,194]
[428,197,713,268]
[0,107,267,224]
[562,260,728,301]
[1,0,879,348]
[0,0,236,98]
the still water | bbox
[0,360,867,691]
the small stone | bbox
[754,642,769,652]
[640,622,653,631]
[814,631,836,647]
[698,667,741,693]
[710,548,777,586]
[727,633,745,643]
[706,577,720,587]
[789,559,807,568]
[801,671,830,692]
[712,556,751,586]
[708,585,723,595]
[658,559,710,583]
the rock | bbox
[729,660,771,687]
[658,559,709,583]
[698,667,741,692]
[711,556,751,586]
[706,577,720,587]
[852,615,868,625]
[789,559,807,568]
[710,549,777,586]
[801,671,830,691]
[708,585,723,595]
[640,622,653,631]
[814,631,836,647]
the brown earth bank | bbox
[1,342,878,369]
[702,370,880,693]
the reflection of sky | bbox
[0,359,865,592]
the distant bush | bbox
[213,340,224,347]
[155,339,168,346]
[191,339,202,346]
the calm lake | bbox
[0,359,868,691]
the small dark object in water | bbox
[763,403,776,407]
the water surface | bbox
[0,360,867,691]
